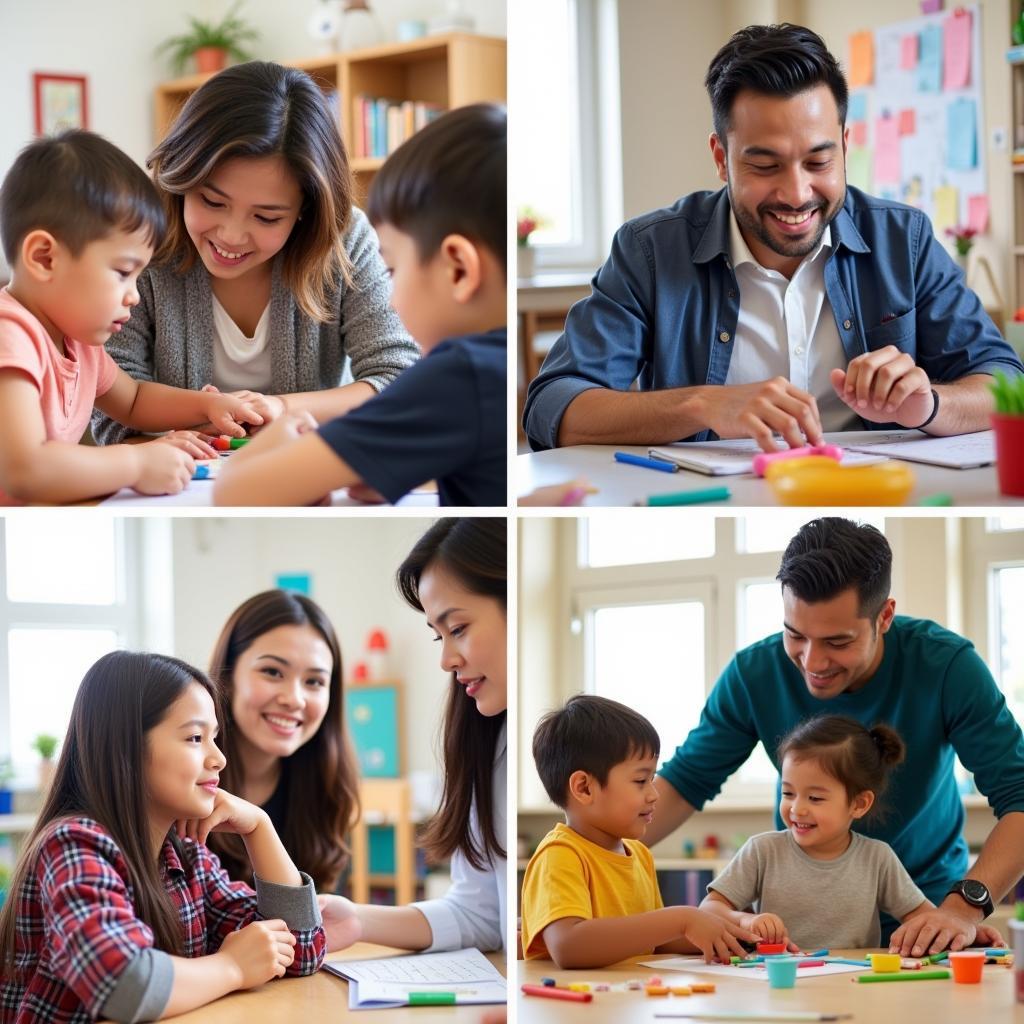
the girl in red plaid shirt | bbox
[0,650,325,1023]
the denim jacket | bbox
[523,186,1023,449]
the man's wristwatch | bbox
[946,878,994,918]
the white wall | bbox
[0,0,505,276]
[168,517,453,787]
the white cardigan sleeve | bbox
[411,726,507,952]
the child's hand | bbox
[218,919,296,989]
[200,391,266,437]
[201,384,286,426]
[317,894,363,952]
[176,788,266,845]
[746,913,800,951]
[132,442,195,495]
[680,908,760,963]
[346,481,387,504]
[153,429,220,460]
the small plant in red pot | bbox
[990,370,1024,497]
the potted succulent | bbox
[990,370,1024,497]
[156,1,259,76]
[0,759,14,816]
[32,734,58,793]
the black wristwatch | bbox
[946,879,994,918]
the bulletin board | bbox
[845,5,988,237]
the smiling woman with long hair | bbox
[205,589,360,893]
[317,517,507,953]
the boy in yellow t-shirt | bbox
[521,695,758,968]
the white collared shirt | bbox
[725,209,858,432]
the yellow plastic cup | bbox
[869,953,903,973]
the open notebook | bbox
[648,430,995,475]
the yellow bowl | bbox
[766,460,915,506]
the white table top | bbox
[518,432,1024,508]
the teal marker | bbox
[637,486,731,507]
[917,493,953,506]
[408,992,456,1005]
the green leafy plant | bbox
[990,370,1024,415]
[32,735,57,760]
[156,1,259,74]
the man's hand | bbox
[831,346,934,428]
[888,904,982,956]
[704,378,824,452]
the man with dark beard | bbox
[523,23,1022,452]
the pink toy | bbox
[752,443,844,477]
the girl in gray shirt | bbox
[92,61,418,446]
[700,715,1002,951]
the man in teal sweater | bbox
[648,518,1024,956]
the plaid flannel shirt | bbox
[0,817,325,1023]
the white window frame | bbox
[512,0,613,272]
[0,516,163,775]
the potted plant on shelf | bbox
[944,224,977,274]
[32,734,58,793]
[0,760,14,816]
[517,209,543,280]
[156,1,259,76]
[990,370,1024,497]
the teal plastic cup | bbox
[766,957,798,989]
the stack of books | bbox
[353,96,446,159]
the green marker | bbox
[229,437,249,449]
[638,486,731,507]
[917,493,953,506]
[920,951,949,964]
[856,969,950,983]
[408,991,457,1004]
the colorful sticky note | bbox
[846,148,872,192]
[900,33,918,70]
[933,185,959,235]
[947,98,977,170]
[851,121,868,146]
[943,10,972,89]
[848,92,868,122]
[898,109,916,136]
[918,24,943,92]
[967,195,989,234]
[849,31,875,87]
[874,116,901,184]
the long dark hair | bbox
[397,518,506,871]
[0,651,216,975]
[206,590,359,891]
[148,61,354,321]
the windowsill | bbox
[517,269,594,290]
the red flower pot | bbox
[992,413,1024,497]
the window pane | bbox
[739,582,783,649]
[512,0,578,246]
[584,515,715,567]
[739,514,886,554]
[7,629,119,767]
[988,516,1024,533]
[590,602,704,766]
[995,566,1024,722]
[6,517,117,604]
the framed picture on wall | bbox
[33,73,88,136]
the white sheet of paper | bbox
[323,947,507,1009]
[647,439,886,476]
[638,955,868,981]
[98,483,439,507]
[841,429,995,469]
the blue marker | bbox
[614,451,677,473]
[192,465,211,480]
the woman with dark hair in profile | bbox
[205,589,360,895]
[317,517,507,955]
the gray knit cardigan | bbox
[91,207,418,445]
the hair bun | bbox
[869,723,905,767]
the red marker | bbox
[521,984,593,1002]
[798,960,826,968]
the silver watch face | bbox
[962,879,989,904]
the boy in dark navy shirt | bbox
[214,103,506,507]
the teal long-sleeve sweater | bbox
[659,616,1024,906]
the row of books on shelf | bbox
[353,96,446,159]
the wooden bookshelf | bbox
[154,32,506,205]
